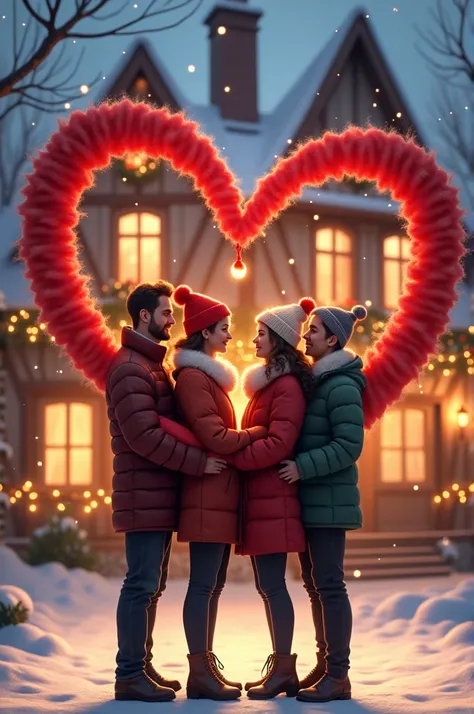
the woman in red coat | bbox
[232,298,316,700]
[171,285,266,702]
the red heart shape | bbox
[19,100,465,428]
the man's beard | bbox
[148,316,171,342]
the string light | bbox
[217,26,226,35]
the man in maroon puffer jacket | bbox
[107,281,225,703]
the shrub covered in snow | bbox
[25,516,98,570]
[0,585,32,629]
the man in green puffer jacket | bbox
[278,303,367,704]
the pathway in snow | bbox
[0,546,473,714]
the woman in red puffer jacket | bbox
[231,298,316,700]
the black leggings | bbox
[183,542,231,654]
[250,553,294,655]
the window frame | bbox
[112,208,166,285]
[377,402,435,490]
[382,233,410,310]
[26,388,103,490]
[311,222,357,305]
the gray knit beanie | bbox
[313,304,367,348]
[257,298,316,348]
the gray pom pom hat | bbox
[311,304,367,348]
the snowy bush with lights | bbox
[25,515,98,571]
[0,585,31,629]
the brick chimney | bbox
[204,0,262,123]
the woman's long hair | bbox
[265,327,315,401]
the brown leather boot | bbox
[115,672,176,702]
[297,673,351,702]
[145,662,182,691]
[298,653,326,689]
[244,653,275,691]
[186,652,241,700]
[208,651,242,689]
[247,653,299,699]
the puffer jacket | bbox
[106,327,206,533]
[173,349,265,544]
[232,364,306,556]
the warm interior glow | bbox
[315,228,352,304]
[44,402,93,486]
[457,407,469,429]
[384,235,410,310]
[119,212,161,284]
[380,408,426,483]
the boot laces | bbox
[208,652,224,672]
[260,653,276,677]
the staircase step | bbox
[345,564,451,580]
[344,554,444,567]
[345,545,437,557]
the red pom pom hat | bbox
[256,297,315,348]
[173,285,231,336]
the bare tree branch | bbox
[417,0,474,216]
[0,0,202,100]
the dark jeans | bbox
[183,542,231,654]
[298,528,352,679]
[116,530,172,680]
[251,553,294,655]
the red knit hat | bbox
[173,285,231,336]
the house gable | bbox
[264,11,424,170]
[101,41,182,111]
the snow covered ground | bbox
[0,544,473,714]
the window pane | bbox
[381,449,403,482]
[69,403,93,446]
[384,259,400,309]
[316,253,333,303]
[401,237,411,260]
[381,410,402,447]
[45,403,67,446]
[45,447,67,485]
[335,255,352,303]
[119,238,139,283]
[405,409,425,448]
[119,213,138,235]
[384,236,400,258]
[140,238,160,283]
[69,448,93,485]
[405,449,426,482]
[400,259,409,293]
[316,228,333,252]
[335,230,351,253]
[140,213,161,235]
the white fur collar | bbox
[173,349,238,393]
[312,349,357,378]
[240,361,291,398]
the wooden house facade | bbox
[1,1,473,575]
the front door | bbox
[374,401,437,531]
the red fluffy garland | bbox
[19,99,465,427]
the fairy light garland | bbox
[0,480,112,516]
[2,296,473,375]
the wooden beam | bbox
[260,239,285,297]
[82,193,198,207]
[202,237,226,294]
[175,211,211,285]
[275,221,305,295]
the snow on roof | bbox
[259,9,359,176]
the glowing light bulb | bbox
[230,259,247,280]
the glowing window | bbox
[44,402,93,486]
[315,228,353,304]
[118,212,161,284]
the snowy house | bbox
[1,0,473,577]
